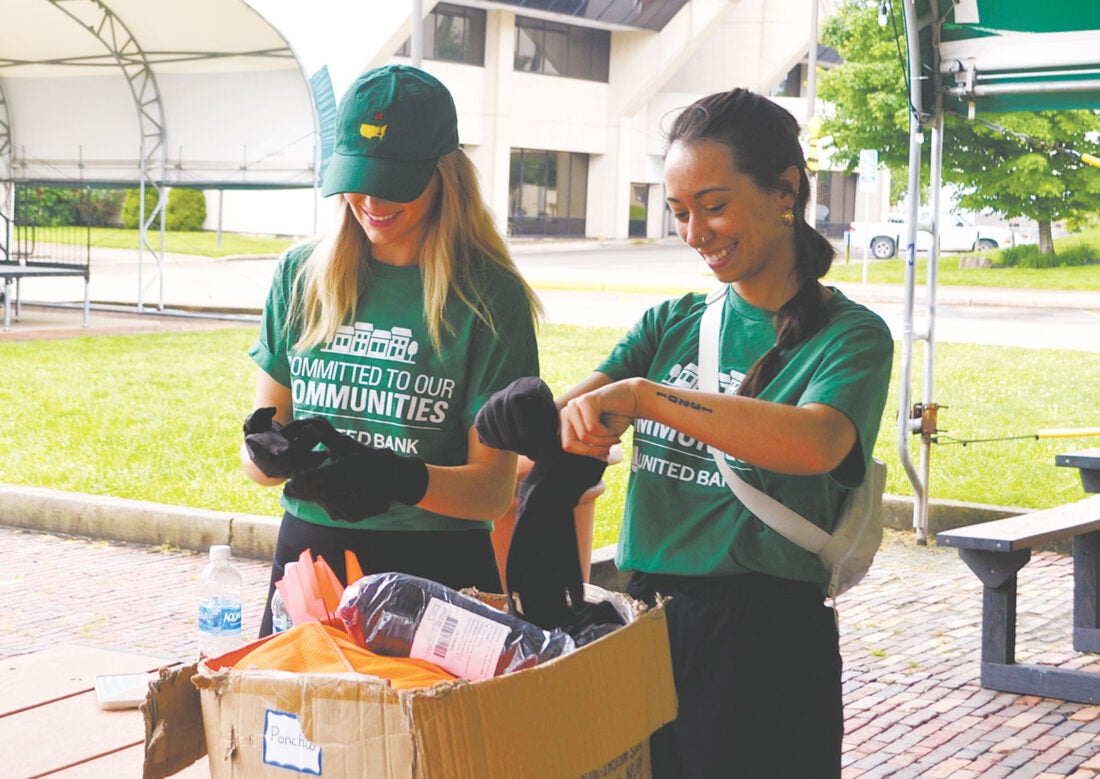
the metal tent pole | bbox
[898,0,930,542]
[913,109,945,543]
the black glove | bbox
[474,376,559,460]
[285,434,429,523]
[475,377,622,635]
[243,408,330,479]
[507,453,608,630]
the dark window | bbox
[478,0,688,32]
[770,63,806,98]
[397,3,486,66]
[509,148,589,236]
[513,17,610,82]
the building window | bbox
[770,63,806,98]
[508,148,589,237]
[514,17,610,82]
[397,3,486,66]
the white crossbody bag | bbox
[697,286,886,597]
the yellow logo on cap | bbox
[360,123,387,140]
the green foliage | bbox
[999,242,1099,269]
[120,188,208,231]
[87,189,125,227]
[121,188,160,229]
[166,188,207,232]
[18,187,82,226]
[945,112,1100,227]
[16,186,123,227]
[818,0,1100,228]
[1065,211,1100,234]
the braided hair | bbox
[668,88,836,398]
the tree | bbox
[166,188,206,231]
[17,186,123,227]
[121,187,207,231]
[121,188,159,230]
[942,112,1100,253]
[818,0,1100,253]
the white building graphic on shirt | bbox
[324,322,419,364]
[668,362,741,394]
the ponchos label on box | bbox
[263,709,321,775]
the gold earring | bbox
[781,208,795,228]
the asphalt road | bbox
[7,238,1098,352]
[514,240,1100,353]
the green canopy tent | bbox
[896,0,1100,542]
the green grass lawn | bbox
[85,227,299,258]
[825,227,1100,290]
[1,324,1096,549]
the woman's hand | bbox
[560,379,640,459]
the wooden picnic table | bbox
[937,494,1100,703]
[0,644,208,778]
[1057,447,1100,494]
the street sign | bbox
[858,149,878,192]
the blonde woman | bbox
[241,65,541,636]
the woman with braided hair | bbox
[558,88,893,777]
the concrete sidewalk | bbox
[4,237,1099,323]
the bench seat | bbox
[937,495,1100,552]
[1,262,90,331]
[1057,448,1100,493]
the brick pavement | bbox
[2,525,1099,777]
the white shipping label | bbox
[263,710,322,775]
[409,597,509,681]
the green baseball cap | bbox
[321,65,459,203]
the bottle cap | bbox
[209,544,231,562]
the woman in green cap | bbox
[240,65,542,636]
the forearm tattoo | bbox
[655,390,713,414]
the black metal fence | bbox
[3,185,92,270]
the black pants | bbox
[259,512,503,636]
[629,571,843,779]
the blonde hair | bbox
[291,148,542,352]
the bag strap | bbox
[698,286,831,555]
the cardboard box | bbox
[144,590,676,779]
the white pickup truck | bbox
[847,212,1032,259]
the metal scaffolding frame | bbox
[46,0,168,311]
[896,0,1100,543]
[0,0,320,311]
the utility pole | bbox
[411,0,423,67]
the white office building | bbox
[214,0,850,241]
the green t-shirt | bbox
[249,241,539,532]
[598,286,894,583]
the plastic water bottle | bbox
[270,561,297,634]
[197,544,243,658]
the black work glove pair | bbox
[475,377,623,636]
[242,407,428,522]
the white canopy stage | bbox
[0,0,322,309]
[897,0,1100,542]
